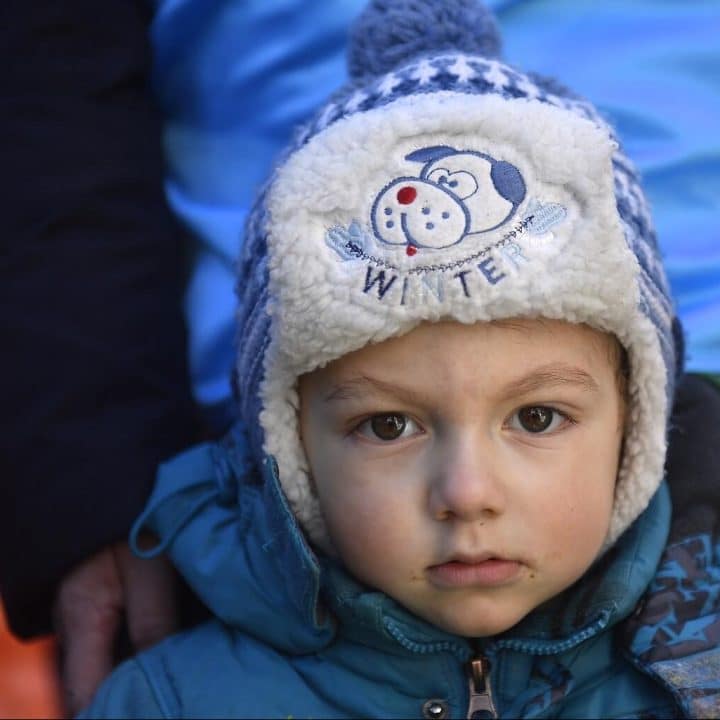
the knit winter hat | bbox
[235,0,681,551]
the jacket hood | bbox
[131,424,333,654]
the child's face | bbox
[299,319,625,637]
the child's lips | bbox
[426,555,522,588]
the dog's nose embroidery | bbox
[397,186,417,204]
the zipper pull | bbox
[467,656,498,720]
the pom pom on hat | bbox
[348,0,502,81]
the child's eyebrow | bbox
[499,363,600,398]
[323,363,599,404]
[323,375,426,405]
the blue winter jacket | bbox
[80,378,720,719]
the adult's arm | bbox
[0,0,197,638]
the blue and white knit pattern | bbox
[300,54,606,143]
[235,184,272,464]
[612,154,678,395]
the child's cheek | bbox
[318,459,422,582]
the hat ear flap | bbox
[491,160,526,206]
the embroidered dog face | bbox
[370,146,526,255]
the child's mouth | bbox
[427,557,521,588]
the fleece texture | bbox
[234,0,680,551]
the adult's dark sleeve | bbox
[0,0,199,637]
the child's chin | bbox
[414,600,530,638]
[438,615,523,638]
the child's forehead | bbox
[312,318,620,385]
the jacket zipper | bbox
[466,655,498,719]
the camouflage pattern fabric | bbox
[622,375,720,718]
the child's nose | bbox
[428,439,506,522]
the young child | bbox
[81,0,720,717]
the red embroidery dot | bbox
[397,186,417,204]
[406,245,417,256]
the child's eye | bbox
[509,406,571,434]
[355,413,421,442]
